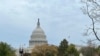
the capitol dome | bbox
[32,26,45,36]
[29,19,47,47]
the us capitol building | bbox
[16,19,83,56]
[16,19,48,56]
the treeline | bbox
[0,39,100,56]
[31,39,79,56]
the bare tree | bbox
[80,39,98,56]
[81,0,100,41]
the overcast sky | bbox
[0,0,98,48]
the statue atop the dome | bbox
[37,18,40,27]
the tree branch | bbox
[85,1,100,41]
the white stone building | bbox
[16,19,48,56]
[16,19,83,56]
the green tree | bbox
[0,42,16,56]
[58,39,68,56]
[67,44,79,56]
[95,45,100,56]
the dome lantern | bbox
[37,18,40,28]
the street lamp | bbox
[19,47,24,56]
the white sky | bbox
[0,0,98,48]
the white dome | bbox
[31,26,46,39]
[29,19,47,47]
[33,27,45,35]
